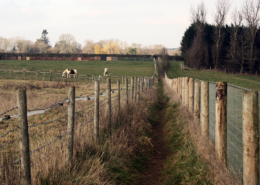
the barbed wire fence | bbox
[0,74,155,184]
[165,74,259,185]
[0,75,139,120]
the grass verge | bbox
[35,88,156,185]
[155,77,213,184]
[167,61,260,91]
[163,103,213,184]
[163,79,241,185]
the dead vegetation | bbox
[0,82,156,184]
[163,80,241,185]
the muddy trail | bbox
[138,79,169,185]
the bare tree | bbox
[187,34,208,69]
[212,0,231,69]
[228,8,245,73]
[190,1,207,68]
[159,48,171,75]
[0,37,3,52]
[243,0,260,73]
[2,38,11,52]
[54,34,77,53]
[82,39,95,54]
[190,1,207,35]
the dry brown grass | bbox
[0,81,156,184]
[164,80,241,185]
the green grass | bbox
[163,102,213,185]
[0,60,154,77]
[167,61,260,91]
[153,77,213,184]
[167,61,245,177]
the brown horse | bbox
[62,69,77,78]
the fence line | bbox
[1,74,156,184]
[0,69,138,85]
[165,73,259,185]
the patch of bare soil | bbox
[138,100,169,185]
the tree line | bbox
[0,31,172,55]
[181,0,260,74]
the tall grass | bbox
[163,80,241,185]
[0,84,156,184]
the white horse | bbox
[62,69,77,79]
[104,68,108,76]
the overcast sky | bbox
[0,0,246,48]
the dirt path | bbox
[138,88,169,185]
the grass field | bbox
[167,61,260,91]
[0,60,154,77]
[0,58,155,184]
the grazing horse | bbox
[104,68,108,76]
[62,69,77,79]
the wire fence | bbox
[0,75,155,184]
[209,82,216,144]
[165,75,260,184]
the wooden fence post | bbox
[144,78,146,91]
[201,81,209,137]
[134,76,137,102]
[23,71,25,80]
[125,76,128,108]
[136,77,139,96]
[122,76,124,84]
[131,77,134,103]
[147,78,149,90]
[215,82,227,164]
[180,77,183,102]
[18,89,31,185]
[179,77,182,100]
[137,77,141,102]
[147,77,149,90]
[189,78,194,113]
[176,78,178,93]
[43,72,45,81]
[10,70,12,79]
[94,80,99,143]
[182,77,185,105]
[142,76,144,92]
[145,78,147,90]
[117,80,120,121]
[49,71,52,81]
[66,86,75,165]
[243,91,259,185]
[36,72,39,81]
[140,76,143,92]
[106,78,111,133]
[194,80,200,120]
[174,78,177,92]
[185,77,189,107]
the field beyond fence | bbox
[0,60,154,78]
[167,61,260,91]
[0,74,155,184]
